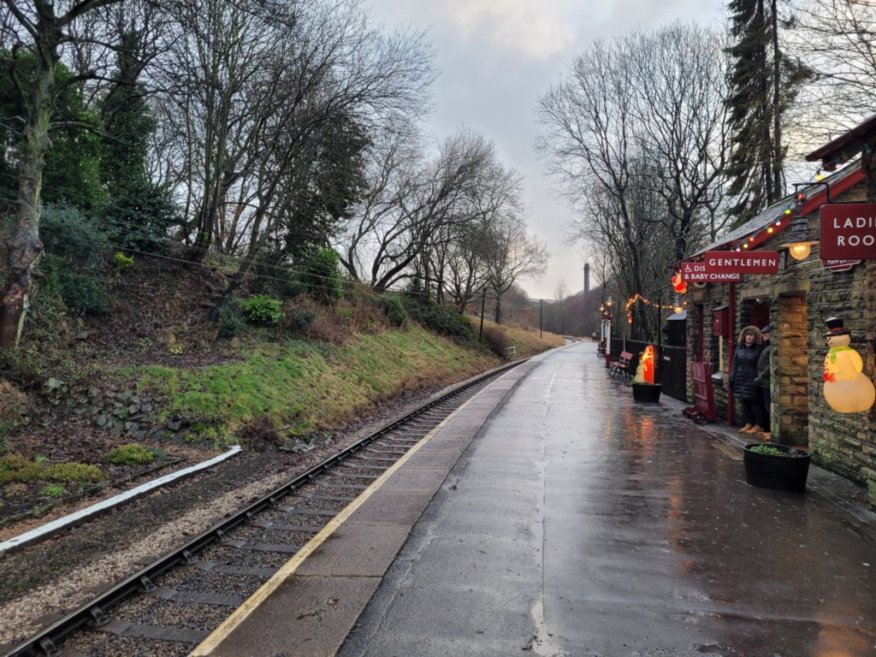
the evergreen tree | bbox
[98,31,178,252]
[725,0,775,225]
[0,51,106,212]
[724,0,807,226]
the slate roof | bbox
[689,161,862,258]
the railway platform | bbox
[192,340,876,657]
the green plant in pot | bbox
[631,344,661,402]
[743,443,811,493]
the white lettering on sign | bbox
[836,234,875,248]
[831,215,876,230]
[821,204,876,260]
[684,272,742,281]
[705,256,777,268]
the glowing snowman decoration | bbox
[822,317,876,413]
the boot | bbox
[738,423,753,433]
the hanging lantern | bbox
[671,270,687,295]
[822,317,876,413]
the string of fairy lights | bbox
[618,168,834,326]
[623,293,688,325]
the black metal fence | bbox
[609,339,688,403]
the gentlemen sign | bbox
[680,251,779,281]
[820,203,876,260]
[703,251,780,274]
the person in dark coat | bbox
[752,324,772,440]
[728,325,766,434]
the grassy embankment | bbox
[130,320,564,445]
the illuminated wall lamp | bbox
[781,213,818,261]
[785,240,818,261]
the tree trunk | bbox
[0,45,54,347]
[770,0,783,198]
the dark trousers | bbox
[741,396,767,429]
[760,386,771,430]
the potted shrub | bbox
[631,344,661,402]
[743,443,811,493]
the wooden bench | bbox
[608,350,634,378]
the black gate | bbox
[610,339,688,403]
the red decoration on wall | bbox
[671,270,688,294]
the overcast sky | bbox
[366,0,726,300]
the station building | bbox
[680,115,876,509]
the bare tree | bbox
[537,25,731,332]
[631,24,732,256]
[484,213,548,324]
[785,0,876,136]
[536,39,649,313]
[0,0,124,347]
[338,130,497,293]
[152,0,434,273]
[427,151,523,307]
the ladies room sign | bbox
[820,203,876,260]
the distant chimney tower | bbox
[584,263,590,296]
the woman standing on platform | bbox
[728,325,766,435]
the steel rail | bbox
[5,360,522,657]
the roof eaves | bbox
[688,161,863,259]
[806,113,876,166]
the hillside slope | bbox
[0,257,563,531]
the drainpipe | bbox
[727,282,736,426]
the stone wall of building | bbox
[685,177,876,508]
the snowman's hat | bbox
[824,317,850,337]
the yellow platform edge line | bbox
[189,398,473,657]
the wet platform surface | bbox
[196,341,876,657]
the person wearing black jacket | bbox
[728,325,766,435]
[753,324,772,440]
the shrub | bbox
[38,206,117,316]
[0,349,42,388]
[45,462,105,483]
[290,308,316,333]
[401,296,477,344]
[39,484,66,498]
[114,251,134,270]
[481,325,512,358]
[40,205,110,269]
[59,271,111,315]
[380,294,407,327]
[107,443,155,465]
[240,294,284,326]
[0,454,43,484]
[300,248,343,302]
[100,184,180,253]
[217,299,246,338]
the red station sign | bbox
[681,251,779,282]
[679,260,741,282]
[820,203,876,260]
[703,251,780,274]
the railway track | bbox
[6,362,521,657]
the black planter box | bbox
[743,443,811,493]
[631,383,661,403]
